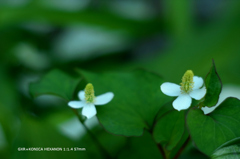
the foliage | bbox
[1,1,240,159]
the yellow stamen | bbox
[180,70,194,94]
[85,83,95,103]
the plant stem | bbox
[72,109,112,159]
[157,143,166,159]
[173,136,191,159]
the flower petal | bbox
[193,76,204,90]
[189,87,206,100]
[82,104,97,119]
[68,101,87,109]
[160,82,181,97]
[94,92,114,105]
[78,91,85,101]
[173,94,192,111]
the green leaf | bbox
[211,138,240,159]
[167,130,191,159]
[211,145,240,159]
[202,60,222,107]
[187,97,240,156]
[79,69,170,136]
[118,131,163,159]
[29,69,81,101]
[153,110,185,151]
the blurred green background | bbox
[1,0,240,159]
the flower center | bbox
[180,70,194,94]
[84,83,95,103]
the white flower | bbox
[68,83,114,119]
[160,70,206,111]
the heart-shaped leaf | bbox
[153,110,185,151]
[203,60,222,107]
[187,97,240,156]
[79,69,170,136]
[29,69,81,101]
